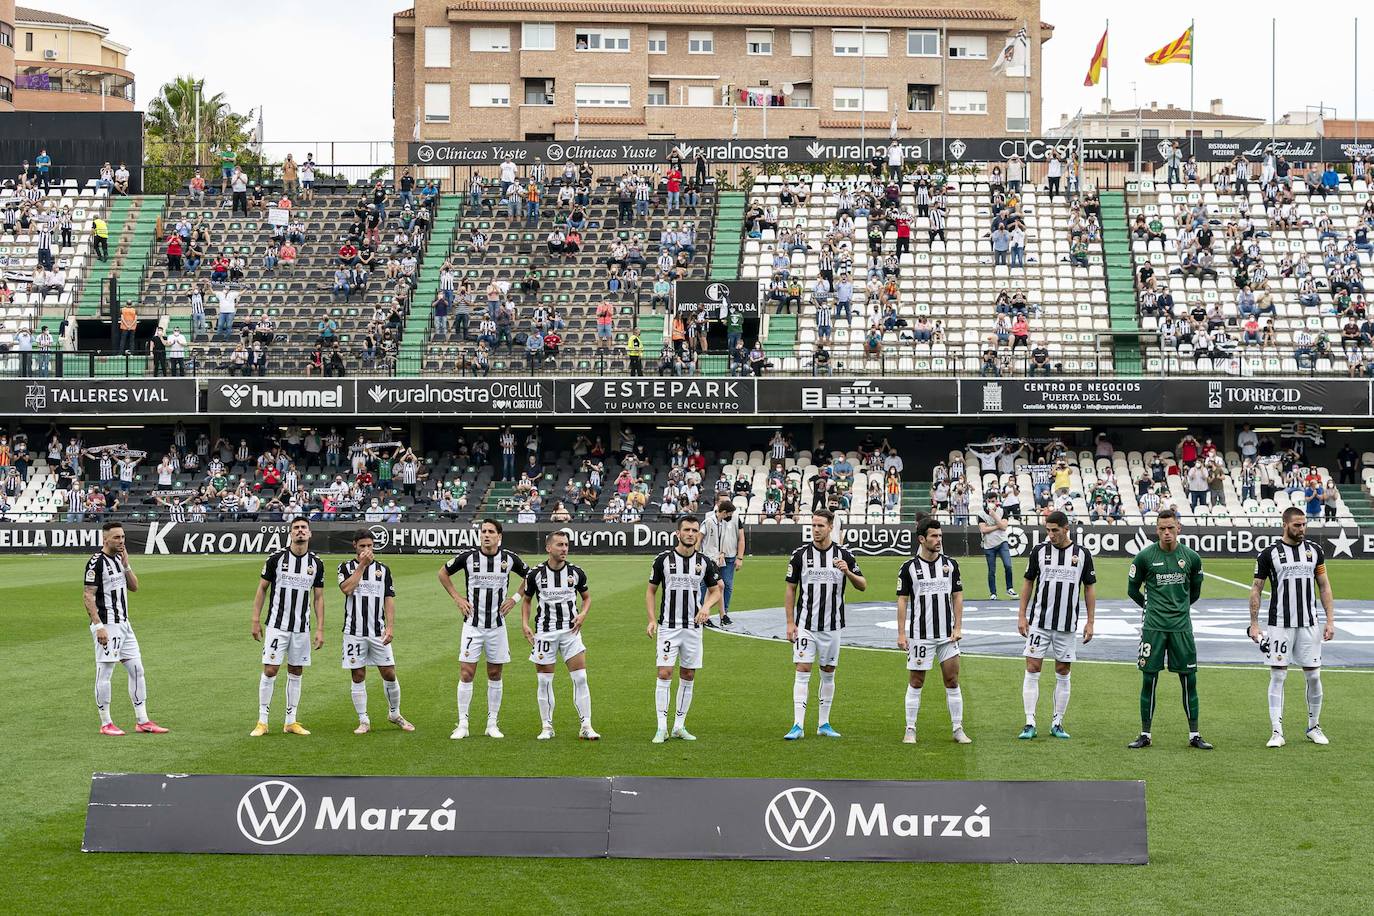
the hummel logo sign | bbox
[219,384,252,409]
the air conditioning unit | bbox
[43,49,59,60]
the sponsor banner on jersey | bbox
[674,280,760,317]
[556,378,757,415]
[609,777,1146,863]
[757,378,959,415]
[206,378,355,414]
[357,379,552,415]
[962,379,1164,415]
[84,773,610,857]
[1166,379,1371,417]
[0,379,198,415]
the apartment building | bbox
[394,1,1048,148]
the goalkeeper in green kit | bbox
[1125,509,1213,750]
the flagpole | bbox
[939,19,947,159]
[1104,19,1110,142]
[1271,18,1276,148]
[1023,19,1030,135]
[860,22,867,160]
[1188,18,1195,156]
[1356,18,1360,146]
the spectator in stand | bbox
[228,166,248,215]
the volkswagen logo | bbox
[237,780,307,846]
[416,144,435,163]
[764,786,835,852]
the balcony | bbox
[14,62,135,111]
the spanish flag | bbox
[1144,26,1192,65]
[1083,28,1107,86]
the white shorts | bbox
[342,634,396,669]
[262,626,312,667]
[657,626,703,670]
[1023,627,1077,663]
[906,638,960,671]
[529,628,587,665]
[793,628,842,667]
[93,621,140,663]
[460,624,510,665]
[1263,626,1322,668]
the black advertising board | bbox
[0,378,198,415]
[555,378,757,415]
[205,378,355,415]
[356,378,553,415]
[757,378,960,415]
[961,379,1164,415]
[674,280,760,317]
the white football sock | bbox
[457,680,473,721]
[284,673,302,725]
[1268,667,1287,732]
[655,677,671,730]
[258,673,276,722]
[905,685,922,729]
[383,678,400,718]
[792,670,812,726]
[122,659,148,724]
[351,680,369,721]
[487,679,503,724]
[1022,670,1040,725]
[1052,673,1071,726]
[945,686,964,730]
[818,670,836,725]
[537,672,555,724]
[674,680,694,728]
[1304,668,1322,729]
[570,668,591,724]
[95,661,115,726]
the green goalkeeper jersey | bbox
[1127,542,1203,632]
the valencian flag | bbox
[1144,26,1192,65]
[1083,28,1107,86]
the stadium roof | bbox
[428,2,1039,22]
[14,6,104,28]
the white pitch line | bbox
[705,625,1374,673]
[1205,570,1265,594]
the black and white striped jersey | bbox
[261,549,325,632]
[1023,541,1097,632]
[524,561,588,633]
[84,552,128,625]
[786,542,861,632]
[1254,539,1326,628]
[444,548,529,628]
[649,549,721,629]
[897,553,963,640]
[337,558,396,638]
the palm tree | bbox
[145,75,251,167]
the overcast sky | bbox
[39,0,1371,145]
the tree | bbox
[143,75,258,192]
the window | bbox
[1142,128,1160,139]
[0,78,12,104]
[648,29,667,54]
[688,31,714,54]
[947,90,987,114]
[468,83,510,107]
[791,30,812,57]
[1120,129,1131,139]
[746,29,773,55]
[686,85,714,107]
[524,78,554,105]
[789,84,812,107]
[575,28,629,52]
[1214,130,1224,138]
[647,81,669,106]
[832,29,888,57]
[575,83,631,107]
[907,84,936,112]
[1006,91,1030,132]
[423,83,450,122]
[907,29,938,57]
[0,24,13,48]
[833,87,888,112]
[521,23,555,51]
[948,34,987,59]
[423,27,450,68]
[25,31,33,53]
[470,27,510,52]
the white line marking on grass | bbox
[705,626,1374,673]
[1205,570,1265,594]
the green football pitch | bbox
[4,553,1373,915]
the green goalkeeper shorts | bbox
[1138,627,1197,674]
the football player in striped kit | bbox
[439,519,530,739]
[84,521,168,735]
[896,517,970,745]
[339,530,414,735]
[1016,511,1096,740]
[1248,508,1336,747]
[783,509,866,740]
[519,531,598,740]
[250,517,325,736]
[646,514,722,744]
